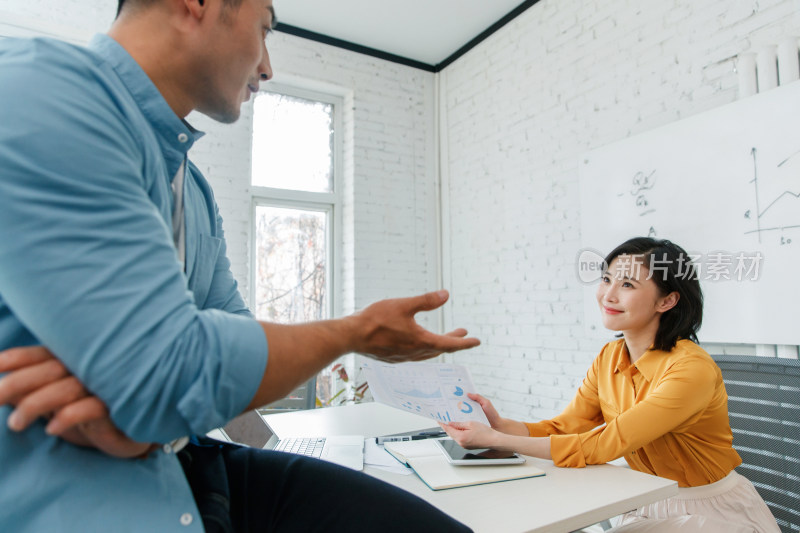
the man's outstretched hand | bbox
[350,290,480,361]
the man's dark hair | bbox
[603,237,703,352]
[117,0,244,17]
[117,0,154,16]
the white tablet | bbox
[434,438,526,466]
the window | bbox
[250,85,343,408]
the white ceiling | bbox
[272,0,531,68]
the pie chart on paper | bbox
[458,401,473,414]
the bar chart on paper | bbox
[362,361,490,425]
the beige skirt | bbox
[608,470,781,533]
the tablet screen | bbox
[437,439,521,461]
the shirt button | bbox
[180,513,193,526]
[162,443,173,454]
[177,133,189,143]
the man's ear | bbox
[657,292,679,313]
[184,0,208,19]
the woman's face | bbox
[596,255,677,337]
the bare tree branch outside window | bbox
[255,207,326,324]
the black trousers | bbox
[178,437,473,532]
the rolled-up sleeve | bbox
[0,41,267,442]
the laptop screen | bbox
[221,410,275,448]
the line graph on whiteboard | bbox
[744,146,800,246]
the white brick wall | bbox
[441,0,800,422]
[0,0,114,35]
[4,0,799,423]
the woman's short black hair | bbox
[603,237,703,352]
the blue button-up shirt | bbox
[0,35,268,531]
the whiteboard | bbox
[579,81,800,345]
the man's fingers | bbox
[48,399,153,459]
[0,346,55,373]
[8,376,88,431]
[435,329,480,352]
[443,328,468,338]
[429,333,481,353]
[79,418,154,458]
[50,404,153,459]
[407,290,450,314]
[0,359,70,407]
[381,331,480,362]
[45,396,108,436]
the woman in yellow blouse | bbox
[441,237,779,532]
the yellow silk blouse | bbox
[525,339,742,487]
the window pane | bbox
[252,93,333,193]
[254,206,327,323]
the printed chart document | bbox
[383,439,546,491]
[362,361,490,425]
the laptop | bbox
[214,410,365,471]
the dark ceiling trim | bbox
[274,0,540,73]
[274,23,437,72]
[435,0,542,71]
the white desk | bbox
[262,403,678,533]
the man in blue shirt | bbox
[0,0,478,530]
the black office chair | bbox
[714,354,800,533]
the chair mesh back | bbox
[714,355,800,533]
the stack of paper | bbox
[383,439,545,491]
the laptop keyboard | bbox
[274,437,326,459]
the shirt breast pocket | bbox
[187,234,222,308]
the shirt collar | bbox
[630,346,663,382]
[612,340,631,375]
[88,34,205,178]
[610,339,660,382]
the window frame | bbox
[249,82,344,324]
